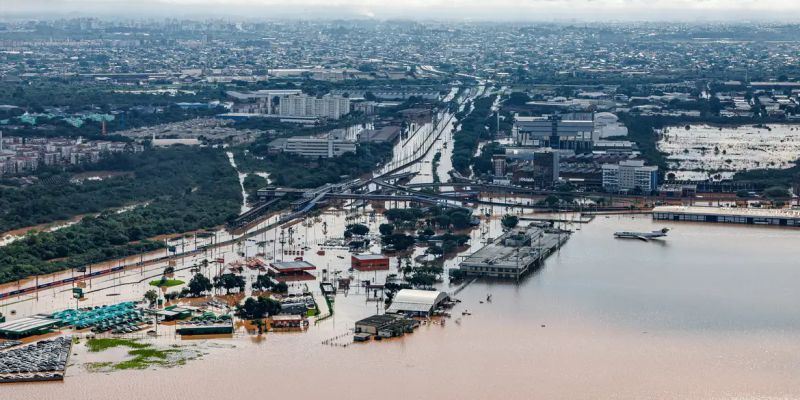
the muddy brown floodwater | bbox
[4,213,800,399]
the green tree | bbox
[501,214,519,230]
[214,273,246,294]
[449,211,471,229]
[273,281,289,293]
[236,296,282,319]
[143,289,159,307]
[345,223,370,236]
[764,186,789,199]
[188,273,213,296]
[382,234,416,251]
[252,274,275,291]
[379,223,394,236]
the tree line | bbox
[451,95,498,176]
[0,146,242,284]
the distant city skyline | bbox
[3,0,800,22]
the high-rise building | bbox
[492,155,507,177]
[602,160,659,192]
[278,94,351,120]
[506,148,560,188]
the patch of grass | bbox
[113,348,177,370]
[86,362,113,372]
[86,338,149,352]
[85,338,201,372]
[149,279,185,287]
[128,348,172,359]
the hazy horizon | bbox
[3,0,800,22]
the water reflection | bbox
[5,213,800,399]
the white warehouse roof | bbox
[387,289,449,314]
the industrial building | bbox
[176,321,234,335]
[351,254,390,271]
[0,316,60,339]
[602,159,659,192]
[269,260,317,281]
[658,184,698,198]
[514,114,594,152]
[270,315,307,329]
[153,306,195,321]
[653,206,800,227]
[592,112,629,139]
[385,289,450,317]
[270,129,358,158]
[459,225,570,280]
[358,126,402,143]
[354,313,419,339]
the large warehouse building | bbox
[0,315,60,339]
[653,206,800,227]
[386,289,450,317]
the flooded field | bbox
[2,215,800,398]
[657,123,800,180]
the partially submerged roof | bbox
[0,316,60,334]
[270,260,316,272]
[352,253,389,261]
[386,289,449,314]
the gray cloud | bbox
[1,0,797,21]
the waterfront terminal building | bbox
[653,206,800,227]
[459,225,569,280]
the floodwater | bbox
[225,151,250,214]
[658,123,800,180]
[5,215,800,399]
[5,88,800,397]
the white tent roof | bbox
[387,289,449,314]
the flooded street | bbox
[225,151,250,214]
[5,213,800,399]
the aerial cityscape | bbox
[1,2,800,399]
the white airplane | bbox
[614,228,670,241]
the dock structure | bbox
[653,206,800,227]
[458,225,570,280]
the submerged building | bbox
[385,289,450,317]
[459,225,569,280]
[653,206,800,227]
[354,313,419,339]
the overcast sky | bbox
[3,0,799,21]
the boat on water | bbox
[614,228,669,241]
